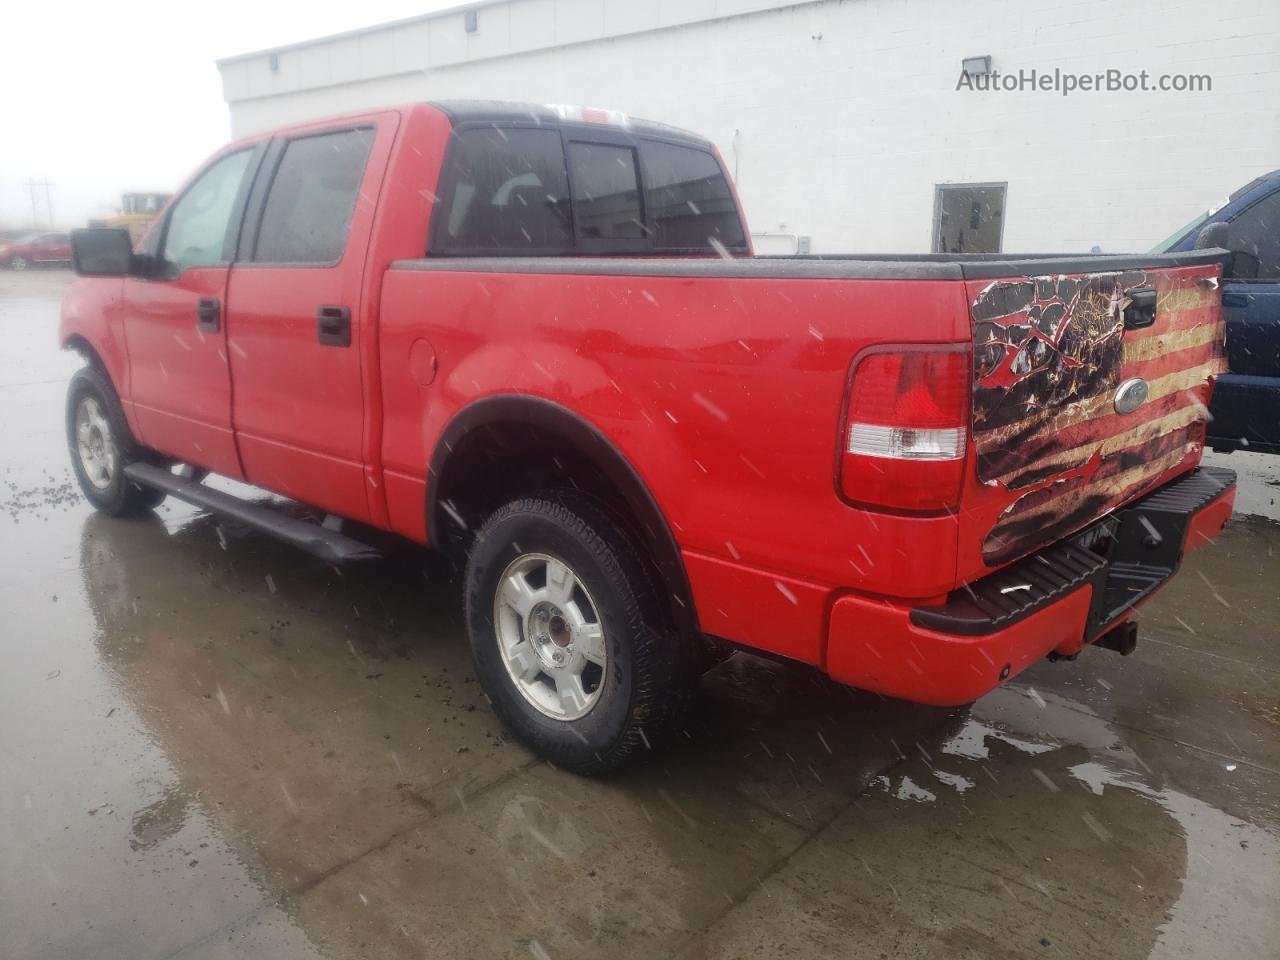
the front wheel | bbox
[9,255,29,271]
[67,366,166,516]
[465,494,696,774]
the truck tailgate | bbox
[967,264,1226,568]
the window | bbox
[567,143,645,241]
[1228,191,1280,280]
[933,182,1006,253]
[254,128,375,264]
[433,127,572,253]
[161,149,253,273]
[640,140,746,251]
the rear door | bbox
[122,146,262,476]
[225,116,394,521]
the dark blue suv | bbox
[1155,171,1280,454]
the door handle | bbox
[197,298,221,333]
[1221,292,1251,308]
[317,305,351,347]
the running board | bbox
[123,462,383,565]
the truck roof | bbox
[1228,168,1280,202]
[219,101,714,156]
[428,100,714,147]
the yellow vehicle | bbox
[97,192,171,245]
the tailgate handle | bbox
[1124,287,1157,330]
[316,305,352,347]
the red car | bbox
[60,102,1235,773]
[2,232,72,270]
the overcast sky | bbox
[0,1,461,229]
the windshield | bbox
[1150,209,1210,252]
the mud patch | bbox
[129,782,192,851]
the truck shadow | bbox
[79,506,963,807]
[74,508,1197,960]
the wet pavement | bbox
[1,269,1277,960]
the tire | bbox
[66,365,167,515]
[465,493,696,774]
[10,255,29,271]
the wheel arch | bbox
[63,333,105,368]
[427,395,700,638]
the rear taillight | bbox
[840,348,970,512]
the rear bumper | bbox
[1208,373,1280,455]
[824,466,1236,706]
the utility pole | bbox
[25,179,55,228]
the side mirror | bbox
[1192,220,1260,280]
[1194,221,1229,251]
[70,228,135,277]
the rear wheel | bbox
[67,366,166,515]
[465,494,696,774]
[9,255,29,271]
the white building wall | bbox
[219,0,1280,253]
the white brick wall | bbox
[218,0,1280,253]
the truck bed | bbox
[382,248,1227,632]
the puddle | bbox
[866,684,1280,959]
[1070,761,1280,960]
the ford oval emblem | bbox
[1114,377,1150,415]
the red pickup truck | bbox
[62,101,1236,773]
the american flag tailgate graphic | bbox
[971,266,1226,567]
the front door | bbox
[123,147,260,477]
[226,119,393,522]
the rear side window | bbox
[640,140,746,251]
[253,128,375,264]
[433,128,573,253]
[429,125,746,255]
[567,143,645,241]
